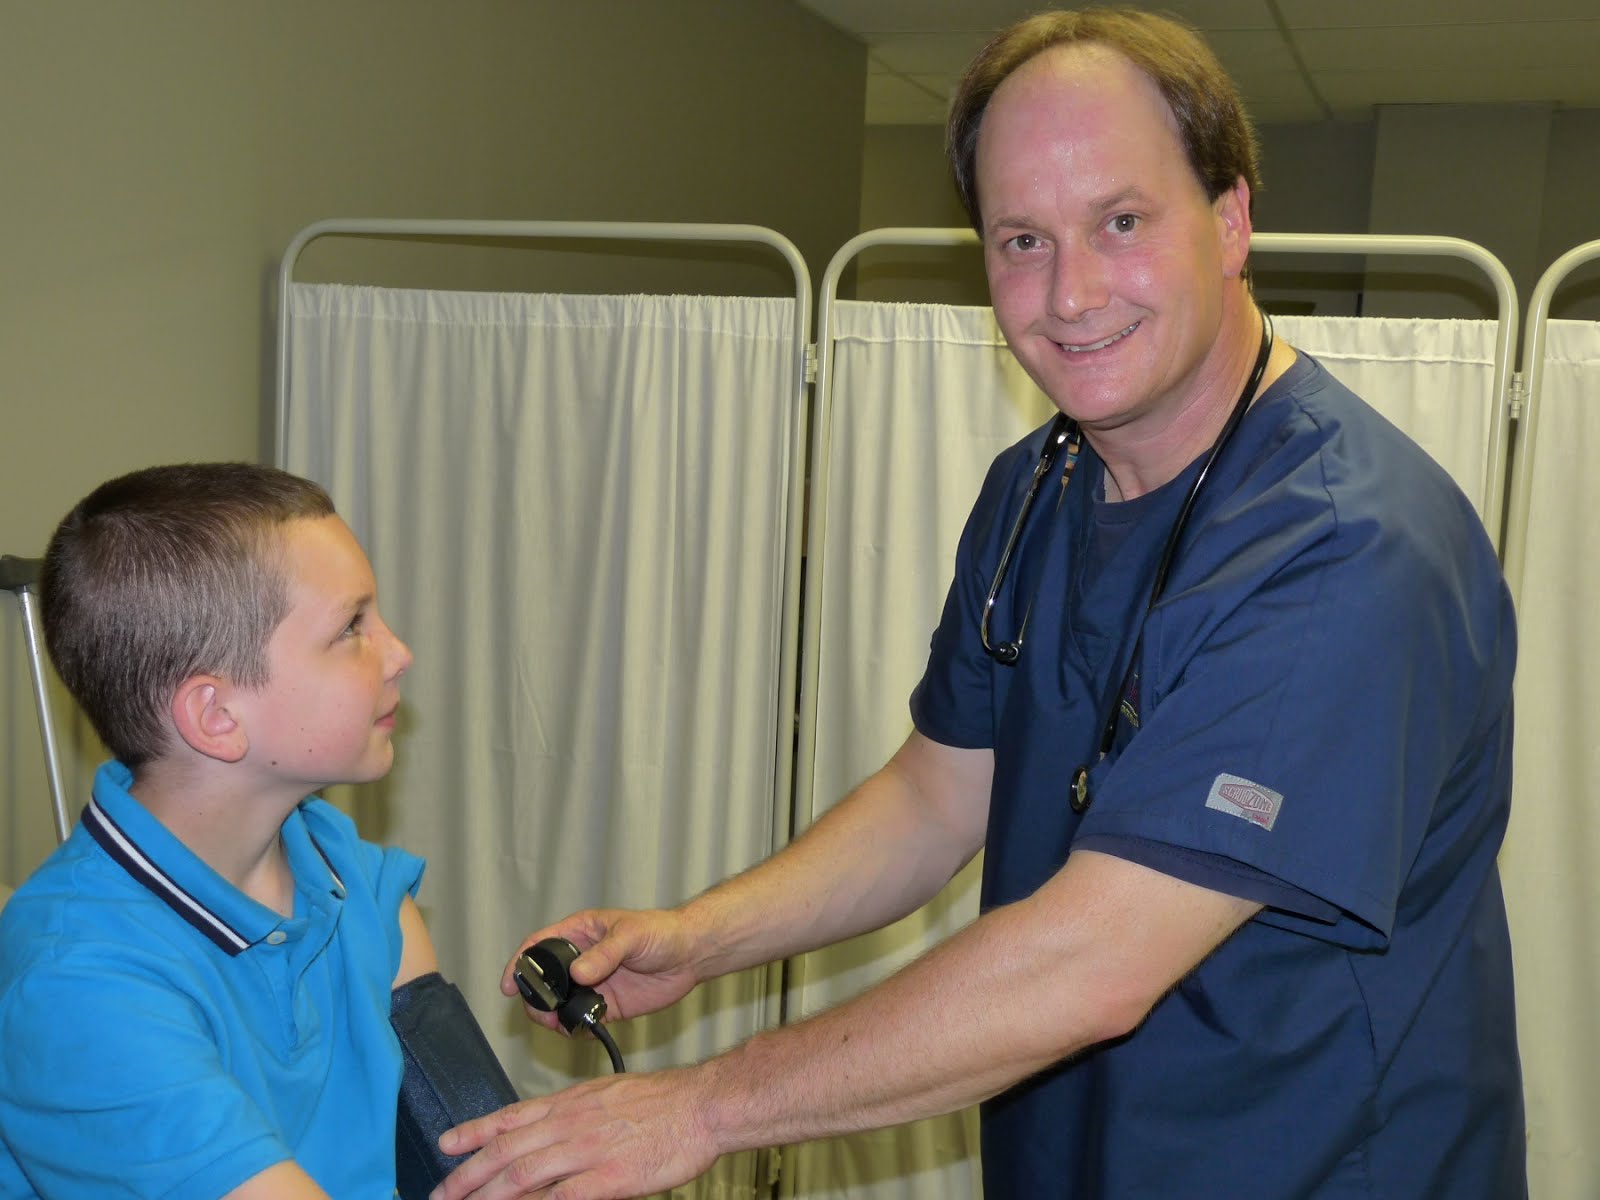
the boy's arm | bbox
[211,863,437,1196]
[394,894,440,988]
[222,1161,333,1199]
[0,952,345,1195]
[222,878,437,1198]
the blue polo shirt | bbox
[912,355,1525,1197]
[0,761,423,1198]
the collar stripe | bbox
[309,833,345,894]
[82,798,251,956]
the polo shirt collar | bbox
[82,761,345,958]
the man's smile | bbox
[1057,320,1140,354]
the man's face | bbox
[243,515,413,791]
[976,44,1250,439]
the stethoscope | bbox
[979,313,1275,813]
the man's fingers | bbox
[434,1095,602,1200]
[440,1096,548,1158]
[569,934,626,987]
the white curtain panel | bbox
[285,283,799,1199]
[1501,319,1600,1200]
[794,305,1505,1200]
[790,301,1056,1200]
[1270,315,1499,519]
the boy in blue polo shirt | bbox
[0,463,435,1198]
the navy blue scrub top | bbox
[911,355,1525,1199]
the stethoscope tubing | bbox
[977,312,1276,812]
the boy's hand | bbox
[500,909,702,1029]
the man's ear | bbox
[171,676,248,763]
[1215,175,1253,279]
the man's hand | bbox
[431,1068,720,1200]
[451,850,1261,1198]
[501,909,705,1032]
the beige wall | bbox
[855,124,987,304]
[1538,108,1600,320]
[1364,103,1555,319]
[1251,120,1376,317]
[0,0,865,886]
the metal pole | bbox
[2,556,71,843]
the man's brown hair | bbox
[947,7,1261,232]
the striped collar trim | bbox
[82,798,251,956]
[305,830,346,897]
[81,798,347,957]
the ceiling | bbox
[791,0,1600,125]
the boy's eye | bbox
[340,613,364,638]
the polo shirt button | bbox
[266,931,287,945]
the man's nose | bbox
[1047,241,1110,323]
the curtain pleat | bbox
[1269,315,1498,516]
[789,302,1056,1200]
[1502,319,1600,1200]
[286,282,799,1200]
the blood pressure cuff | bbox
[391,972,520,1200]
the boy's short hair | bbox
[40,462,335,768]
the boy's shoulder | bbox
[1,766,423,1009]
[0,814,193,988]
[1,769,409,960]
[0,813,140,933]
[0,790,415,1200]
[292,795,425,902]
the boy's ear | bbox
[171,676,248,764]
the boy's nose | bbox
[389,633,414,679]
[376,614,413,679]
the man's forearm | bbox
[679,733,993,982]
[691,850,1263,1153]
[434,852,1262,1200]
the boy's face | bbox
[243,515,412,791]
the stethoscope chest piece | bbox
[1070,766,1092,813]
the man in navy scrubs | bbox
[439,10,1526,1198]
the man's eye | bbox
[1109,213,1139,234]
[1006,233,1040,252]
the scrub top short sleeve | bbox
[1076,372,1515,946]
